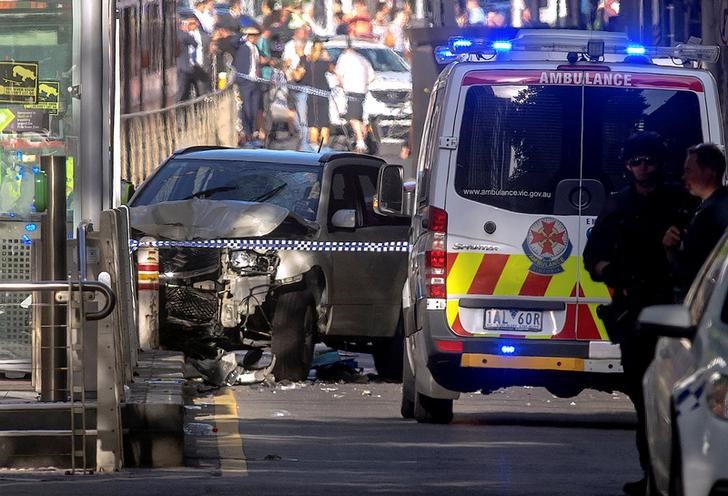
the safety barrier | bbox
[120,85,238,186]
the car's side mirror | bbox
[638,304,696,339]
[376,164,410,217]
[331,209,356,229]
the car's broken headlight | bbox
[230,250,258,269]
[229,250,278,274]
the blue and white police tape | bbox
[130,238,410,253]
[234,72,361,101]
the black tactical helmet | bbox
[620,131,668,164]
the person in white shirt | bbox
[193,0,216,34]
[335,37,375,153]
[176,14,210,101]
[283,27,313,150]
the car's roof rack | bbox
[435,29,720,67]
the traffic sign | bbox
[0,108,16,132]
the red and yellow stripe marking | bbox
[445,253,610,341]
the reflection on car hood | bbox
[369,72,411,91]
[130,199,293,240]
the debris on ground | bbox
[183,422,217,436]
[187,349,277,387]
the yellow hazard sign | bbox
[0,108,15,132]
[0,62,38,104]
[25,80,59,115]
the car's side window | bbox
[688,244,727,324]
[327,171,356,223]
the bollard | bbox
[39,155,67,402]
[136,237,159,350]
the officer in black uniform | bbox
[583,131,694,496]
[663,143,728,300]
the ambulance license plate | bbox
[484,309,542,332]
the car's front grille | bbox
[165,286,218,325]
[370,90,410,106]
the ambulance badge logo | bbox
[522,217,572,275]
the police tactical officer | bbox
[583,131,694,496]
[663,143,728,300]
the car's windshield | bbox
[327,47,409,72]
[131,159,323,221]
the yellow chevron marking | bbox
[579,261,612,299]
[461,353,585,371]
[544,256,578,297]
[446,299,459,327]
[587,303,610,341]
[492,255,530,296]
[446,252,483,295]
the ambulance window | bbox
[582,87,703,193]
[416,87,443,207]
[454,85,581,214]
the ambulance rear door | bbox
[575,68,707,340]
[444,69,583,341]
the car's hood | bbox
[370,71,411,90]
[130,199,303,240]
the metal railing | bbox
[120,84,238,186]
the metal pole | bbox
[40,155,68,402]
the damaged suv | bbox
[129,147,409,381]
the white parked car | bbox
[641,232,728,496]
[324,38,412,142]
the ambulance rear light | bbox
[425,206,448,234]
[424,206,448,299]
[435,340,463,353]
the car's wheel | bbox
[372,314,404,382]
[400,344,415,419]
[414,391,453,424]
[271,290,316,382]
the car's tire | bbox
[271,290,316,382]
[372,315,404,382]
[414,391,453,424]
[400,345,415,419]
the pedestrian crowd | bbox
[176,0,413,151]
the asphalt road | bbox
[0,368,641,496]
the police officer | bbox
[663,143,728,299]
[583,131,694,496]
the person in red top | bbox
[346,0,373,38]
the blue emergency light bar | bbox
[434,45,457,64]
[626,44,647,55]
[445,36,720,64]
[500,345,516,354]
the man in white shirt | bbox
[283,27,312,150]
[176,14,211,101]
[193,0,216,34]
[335,37,375,153]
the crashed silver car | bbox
[129,147,409,381]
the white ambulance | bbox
[376,30,723,423]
